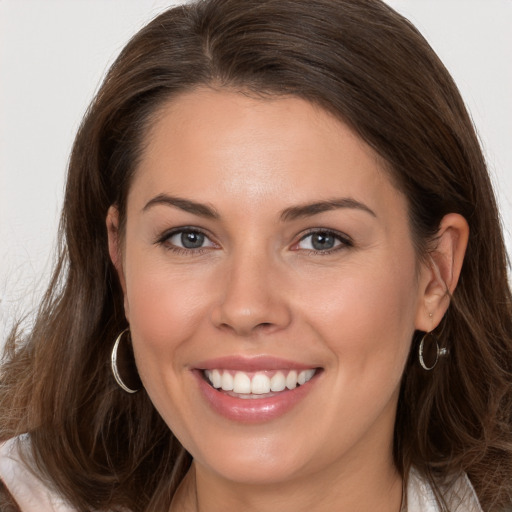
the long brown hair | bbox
[1,1,511,510]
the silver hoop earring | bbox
[418,332,448,371]
[111,328,142,393]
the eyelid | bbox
[292,228,353,252]
[155,226,218,252]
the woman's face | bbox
[111,89,433,485]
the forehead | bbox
[130,88,407,222]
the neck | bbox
[171,456,403,512]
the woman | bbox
[1,0,511,510]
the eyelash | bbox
[293,229,353,255]
[155,227,353,255]
[155,227,217,255]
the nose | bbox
[210,249,292,337]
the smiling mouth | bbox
[203,368,318,398]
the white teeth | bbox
[204,368,317,395]
[286,370,298,390]
[221,372,234,391]
[251,373,271,394]
[304,369,315,381]
[270,371,286,392]
[212,369,222,388]
[233,372,251,394]
[297,369,316,385]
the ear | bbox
[415,213,469,332]
[106,205,127,298]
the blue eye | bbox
[296,231,350,252]
[163,229,215,251]
[173,231,205,249]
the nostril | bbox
[216,320,281,337]
[254,322,279,333]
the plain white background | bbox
[1,0,511,338]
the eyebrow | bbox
[142,194,375,221]
[280,198,376,221]
[142,194,219,219]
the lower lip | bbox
[193,370,319,424]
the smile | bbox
[194,359,321,423]
[204,369,316,397]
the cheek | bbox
[123,269,207,436]
[293,262,419,448]
[123,232,214,328]
[121,249,208,386]
[302,258,419,375]
[127,272,201,336]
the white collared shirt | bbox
[0,437,484,511]
[407,466,483,512]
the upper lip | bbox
[194,356,320,372]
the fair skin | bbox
[107,88,468,512]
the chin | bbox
[197,449,312,486]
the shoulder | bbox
[0,436,77,512]
[407,467,483,512]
